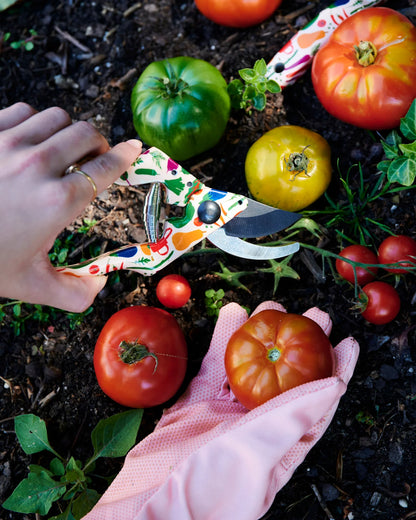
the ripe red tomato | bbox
[156,274,192,309]
[225,310,334,410]
[378,235,416,274]
[336,245,379,285]
[311,7,416,130]
[94,306,187,408]
[360,281,400,325]
[194,0,282,28]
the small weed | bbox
[2,410,143,519]
[355,410,377,428]
[2,29,37,51]
[205,288,225,319]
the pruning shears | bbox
[57,147,301,277]
[266,0,382,88]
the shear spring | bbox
[144,183,162,243]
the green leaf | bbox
[239,68,256,82]
[387,155,416,186]
[266,79,280,93]
[253,58,267,75]
[49,503,76,520]
[400,99,416,140]
[64,457,86,484]
[50,457,66,476]
[252,92,266,111]
[381,137,400,159]
[377,159,391,174]
[72,489,101,520]
[2,470,66,514]
[88,409,143,464]
[399,141,416,157]
[12,303,21,317]
[15,414,59,456]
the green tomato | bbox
[131,56,231,161]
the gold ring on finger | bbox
[65,164,98,199]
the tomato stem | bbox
[119,341,158,371]
[285,146,310,180]
[354,40,377,67]
[267,348,281,362]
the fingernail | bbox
[126,139,142,149]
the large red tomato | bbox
[311,7,416,130]
[225,310,335,410]
[194,0,282,28]
[94,306,187,408]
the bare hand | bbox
[0,102,142,312]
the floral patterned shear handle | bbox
[57,148,248,277]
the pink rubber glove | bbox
[84,301,359,520]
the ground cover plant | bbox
[1,1,416,519]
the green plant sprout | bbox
[3,410,143,519]
[205,288,225,319]
[2,29,38,51]
[228,58,280,113]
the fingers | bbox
[333,337,360,384]
[5,106,73,145]
[251,300,287,315]
[61,139,142,205]
[0,102,36,131]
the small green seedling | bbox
[228,58,280,113]
[3,410,143,519]
[205,288,225,319]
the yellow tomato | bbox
[245,125,332,212]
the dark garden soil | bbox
[1,1,416,519]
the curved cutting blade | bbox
[222,198,301,238]
[208,227,299,260]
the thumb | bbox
[45,273,107,312]
[16,260,107,312]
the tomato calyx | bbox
[119,340,158,371]
[267,347,281,363]
[354,40,378,67]
[285,145,311,180]
[157,75,189,99]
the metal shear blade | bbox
[208,227,300,260]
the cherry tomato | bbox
[378,235,416,274]
[94,306,187,408]
[336,245,379,285]
[194,0,283,28]
[245,125,332,212]
[360,281,401,325]
[225,310,335,410]
[156,274,192,309]
[311,7,416,130]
